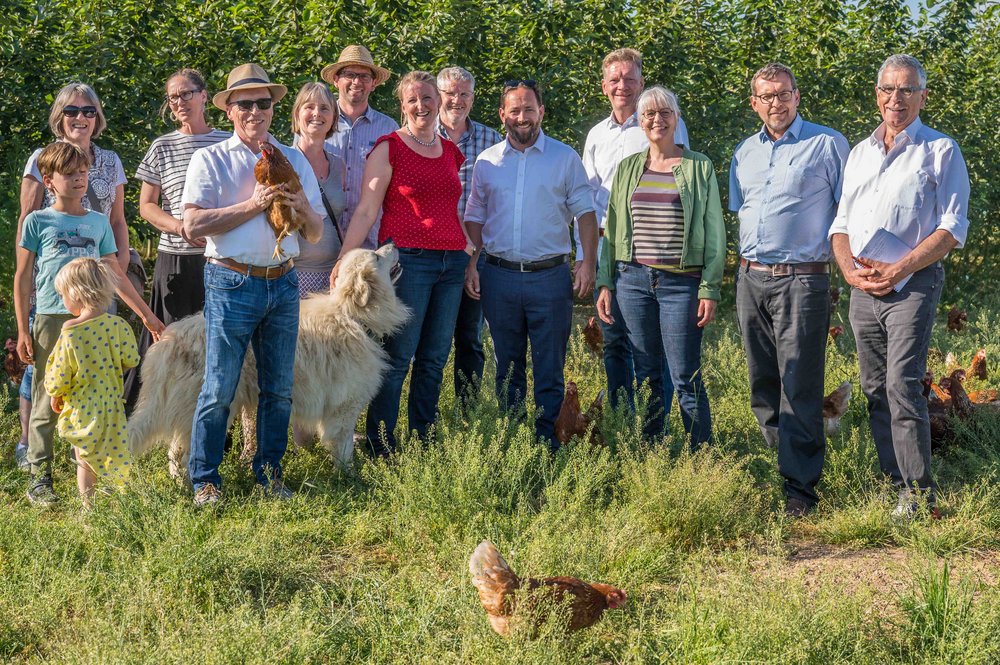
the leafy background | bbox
[1,0,998,303]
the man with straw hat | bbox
[181,63,325,507]
[321,45,397,249]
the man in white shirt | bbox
[580,48,688,412]
[321,45,398,249]
[464,81,598,449]
[829,54,971,518]
[182,64,324,506]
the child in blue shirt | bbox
[14,141,164,506]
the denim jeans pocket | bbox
[206,265,247,291]
[284,269,300,289]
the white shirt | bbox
[576,112,689,260]
[183,133,324,266]
[829,117,970,253]
[465,131,595,262]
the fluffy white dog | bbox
[128,244,409,478]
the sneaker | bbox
[784,497,813,518]
[14,443,29,471]
[262,478,294,500]
[26,475,58,506]
[193,483,222,508]
[891,500,941,521]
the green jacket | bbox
[596,148,726,301]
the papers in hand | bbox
[854,227,913,292]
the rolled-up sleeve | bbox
[935,141,970,247]
[181,148,218,210]
[464,159,487,225]
[564,154,596,219]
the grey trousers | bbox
[736,267,830,505]
[849,263,943,501]
[27,312,73,476]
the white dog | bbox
[128,244,409,478]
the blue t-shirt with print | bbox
[20,208,117,314]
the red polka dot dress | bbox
[44,314,140,486]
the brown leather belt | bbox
[209,257,294,279]
[740,258,829,276]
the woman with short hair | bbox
[290,81,347,296]
[332,70,468,455]
[123,68,230,412]
[596,85,725,449]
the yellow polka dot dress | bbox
[44,314,140,486]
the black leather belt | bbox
[209,257,294,279]
[485,253,569,272]
[740,258,829,276]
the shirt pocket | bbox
[783,166,821,199]
[889,169,929,210]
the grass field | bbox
[2,296,1000,663]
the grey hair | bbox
[437,66,475,92]
[750,62,797,96]
[48,82,107,139]
[637,85,681,119]
[878,54,926,88]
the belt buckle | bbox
[772,264,791,276]
[520,260,529,273]
[264,263,280,279]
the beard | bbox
[505,119,541,146]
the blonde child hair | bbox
[54,258,118,312]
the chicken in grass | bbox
[554,382,605,446]
[469,540,626,636]
[822,381,852,437]
[946,307,967,332]
[4,337,27,387]
[928,369,976,450]
[828,326,844,344]
[583,317,604,355]
[968,348,987,380]
[254,141,305,260]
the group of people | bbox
[11,44,969,519]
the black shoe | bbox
[784,497,812,518]
[26,475,58,506]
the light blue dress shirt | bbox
[465,130,595,262]
[325,104,398,249]
[729,114,849,264]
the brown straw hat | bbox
[212,63,288,111]
[320,45,392,87]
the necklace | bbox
[406,125,438,147]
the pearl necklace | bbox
[406,125,438,147]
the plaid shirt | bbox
[438,118,502,219]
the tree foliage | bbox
[1,0,997,296]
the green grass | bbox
[2,298,1000,663]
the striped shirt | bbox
[630,168,697,274]
[437,117,502,219]
[325,104,399,249]
[136,129,231,254]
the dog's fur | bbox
[128,244,409,477]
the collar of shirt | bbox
[223,131,274,154]
[604,112,640,131]
[338,103,376,128]
[756,113,803,144]
[869,116,924,150]
[502,129,547,155]
[437,117,472,144]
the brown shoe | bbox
[784,497,812,518]
[193,483,222,508]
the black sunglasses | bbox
[63,105,98,118]
[229,98,273,111]
[503,79,537,89]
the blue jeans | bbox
[453,253,486,404]
[366,248,467,454]
[614,262,712,448]
[189,263,300,489]
[481,261,573,448]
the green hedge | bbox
[1,0,997,298]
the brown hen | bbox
[822,381,852,437]
[469,540,626,636]
[3,338,26,386]
[554,382,605,446]
[583,317,603,355]
[254,141,304,259]
[946,307,967,332]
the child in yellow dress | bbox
[45,258,140,503]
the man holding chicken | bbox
[182,63,324,507]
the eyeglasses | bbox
[503,79,537,90]
[229,98,273,111]
[641,109,675,121]
[752,90,796,105]
[62,105,98,118]
[876,85,923,98]
[338,71,374,83]
[166,89,202,105]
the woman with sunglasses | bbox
[331,70,469,456]
[13,82,133,469]
[596,85,726,450]
[122,68,230,412]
